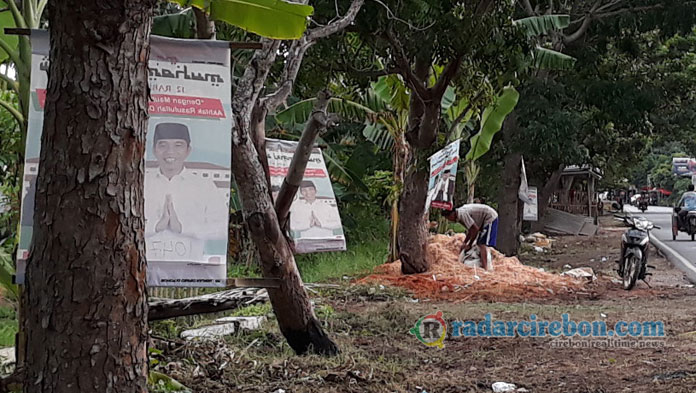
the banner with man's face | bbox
[17,32,231,287]
[426,140,461,210]
[266,139,346,253]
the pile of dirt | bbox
[357,234,590,301]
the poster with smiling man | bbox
[17,33,232,287]
[144,37,232,287]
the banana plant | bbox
[154,0,313,39]
[514,14,577,71]
[461,86,520,202]
[0,246,18,302]
[0,0,45,146]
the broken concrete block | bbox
[181,316,268,340]
[215,316,267,330]
[492,382,517,392]
[181,323,237,340]
[561,267,596,282]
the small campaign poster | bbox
[426,140,461,210]
[266,139,346,253]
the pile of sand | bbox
[357,234,589,301]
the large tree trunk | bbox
[497,152,523,256]
[23,1,155,392]
[232,136,338,355]
[396,61,440,274]
[397,150,430,274]
[224,0,364,355]
[497,112,522,256]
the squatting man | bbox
[444,203,499,270]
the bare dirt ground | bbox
[153,216,696,392]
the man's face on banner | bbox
[301,185,317,203]
[154,138,191,174]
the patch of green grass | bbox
[230,303,273,317]
[0,305,16,348]
[228,207,391,283]
[227,263,261,278]
[295,239,388,282]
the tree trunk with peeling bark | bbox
[396,99,448,274]
[231,135,338,355]
[228,0,364,354]
[498,152,523,256]
[497,112,522,256]
[22,1,156,392]
[397,150,430,274]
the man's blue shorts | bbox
[477,218,498,247]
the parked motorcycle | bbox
[672,206,696,241]
[615,215,659,290]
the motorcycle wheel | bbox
[673,216,678,240]
[623,255,640,290]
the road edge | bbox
[651,236,696,284]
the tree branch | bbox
[6,0,26,29]
[231,38,281,143]
[193,7,215,39]
[594,0,623,14]
[0,99,23,126]
[386,29,429,100]
[594,4,665,19]
[0,72,18,92]
[446,90,486,137]
[306,0,364,41]
[545,0,554,15]
[433,55,463,99]
[563,0,602,45]
[37,0,49,26]
[262,0,365,114]
[333,66,394,78]
[275,91,337,230]
[261,38,311,113]
[521,0,535,16]
[0,37,22,69]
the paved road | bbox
[623,205,696,282]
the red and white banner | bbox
[266,139,346,254]
[17,31,232,287]
[426,140,461,210]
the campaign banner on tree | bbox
[266,139,346,254]
[426,140,461,210]
[17,31,232,287]
[523,186,538,221]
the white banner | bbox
[17,32,232,287]
[523,186,538,221]
[426,140,461,210]
[518,156,533,204]
[266,139,346,253]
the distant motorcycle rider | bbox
[677,184,696,229]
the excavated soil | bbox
[358,234,591,302]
